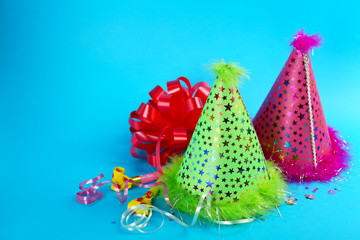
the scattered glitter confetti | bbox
[286,199,295,205]
[312,188,319,193]
[328,190,336,195]
[288,196,298,201]
[305,194,315,199]
[261,218,266,221]
[334,188,341,191]
[111,221,116,224]
[305,187,309,189]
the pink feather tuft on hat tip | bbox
[290,29,322,52]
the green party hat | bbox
[161,60,286,222]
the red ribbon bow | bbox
[129,77,210,173]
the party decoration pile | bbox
[98,61,288,232]
[252,30,351,182]
[77,31,351,232]
[129,77,211,168]
[157,61,287,223]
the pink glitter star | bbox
[291,93,298,100]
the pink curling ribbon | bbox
[138,172,159,183]
[129,77,210,168]
[76,174,173,208]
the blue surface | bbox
[1,1,360,239]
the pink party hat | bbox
[253,30,350,182]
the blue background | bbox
[1,0,359,239]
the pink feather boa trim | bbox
[281,126,350,182]
[290,29,322,52]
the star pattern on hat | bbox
[253,50,331,172]
[178,79,269,202]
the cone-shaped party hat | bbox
[161,61,286,222]
[253,30,350,182]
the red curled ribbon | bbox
[129,77,210,172]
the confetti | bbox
[261,218,266,221]
[305,194,315,199]
[111,221,116,224]
[305,187,309,189]
[312,188,319,193]
[328,190,336,195]
[286,199,295,205]
[288,196,298,201]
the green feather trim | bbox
[160,155,287,222]
[210,60,247,86]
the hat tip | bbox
[210,60,247,85]
[290,29,322,52]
